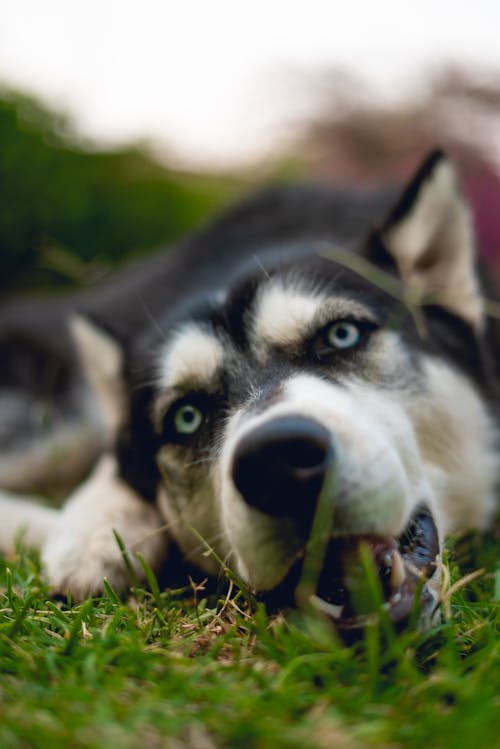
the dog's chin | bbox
[262,505,441,631]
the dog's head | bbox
[94,152,499,628]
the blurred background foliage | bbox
[0,90,242,294]
[2,67,500,295]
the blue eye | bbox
[173,404,203,435]
[326,321,361,349]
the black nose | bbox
[231,415,333,522]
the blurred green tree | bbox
[0,90,237,293]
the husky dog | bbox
[0,151,498,629]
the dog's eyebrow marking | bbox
[251,281,326,348]
[251,280,376,349]
[157,324,225,390]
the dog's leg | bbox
[0,491,58,551]
[41,454,168,598]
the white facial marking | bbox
[218,373,430,591]
[251,279,377,353]
[251,280,325,349]
[157,325,225,391]
[279,375,424,534]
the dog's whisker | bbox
[253,254,271,280]
[136,295,168,342]
[183,456,213,469]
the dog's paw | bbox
[43,521,167,599]
[38,455,167,599]
[39,455,168,599]
[42,527,139,598]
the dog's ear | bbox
[69,314,126,437]
[71,314,161,501]
[369,150,483,329]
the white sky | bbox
[1,0,500,168]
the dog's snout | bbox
[231,415,333,521]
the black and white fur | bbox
[0,151,498,627]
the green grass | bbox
[0,532,498,749]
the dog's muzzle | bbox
[230,414,441,630]
[231,415,333,524]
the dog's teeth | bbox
[310,594,344,620]
[390,550,406,591]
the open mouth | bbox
[264,505,441,629]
